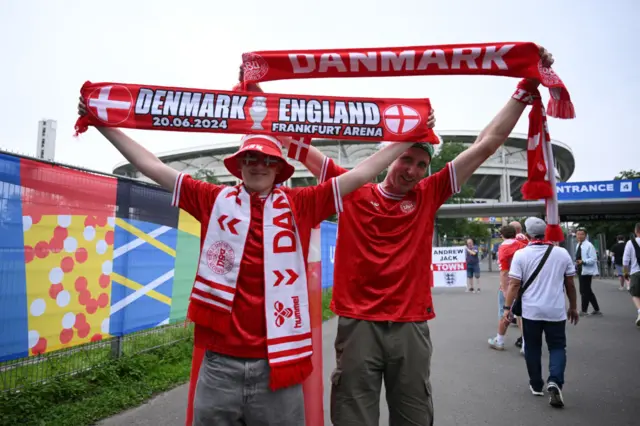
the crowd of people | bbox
[486,218,640,408]
[76,45,638,425]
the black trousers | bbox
[578,274,600,312]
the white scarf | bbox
[191,185,312,366]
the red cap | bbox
[223,135,294,184]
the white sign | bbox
[432,246,467,288]
[36,119,56,161]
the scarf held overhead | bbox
[512,79,564,242]
[74,81,439,143]
[241,42,575,120]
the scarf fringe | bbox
[545,224,564,242]
[74,116,89,137]
[547,98,576,120]
[521,181,553,201]
[269,357,313,391]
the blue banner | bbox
[0,154,28,362]
[320,221,337,289]
[556,179,640,201]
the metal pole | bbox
[501,147,508,225]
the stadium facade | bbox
[112,130,575,202]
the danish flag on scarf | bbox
[287,137,311,162]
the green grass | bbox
[0,295,337,426]
[0,337,194,426]
[322,288,334,321]
[0,323,192,393]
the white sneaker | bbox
[635,313,640,327]
[529,385,544,396]
[547,382,565,408]
[488,337,505,351]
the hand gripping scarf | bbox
[241,41,574,241]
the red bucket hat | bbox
[223,134,295,185]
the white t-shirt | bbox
[509,244,576,322]
[623,238,640,274]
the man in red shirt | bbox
[511,220,530,244]
[488,224,526,351]
[78,98,435,425]
[510,220,529,349]
[279,46,555,426]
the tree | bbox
[575,169,640,248]
[192,168,219,184]
[615,170,640,180]
[434,142,491,241]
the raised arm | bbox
[279,137,327,178]
[452,46,554,187]
[279,111,436,179]
[78,98,178,192]
[336,142,413,196]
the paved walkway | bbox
[98,274,640,425]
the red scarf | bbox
[241,42,574,120]
[512,80,564,242]
[74,81,439,144]
[241,42,572,242]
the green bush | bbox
[0,338,193,426]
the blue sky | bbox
[0,0,637,181]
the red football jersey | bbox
[498,238,527,272]
[321,158,459,322]
[173,173,339,358]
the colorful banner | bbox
[431,246,467,287]
[0,153,200,362]
[75,81,438,143]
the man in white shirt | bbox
[574,228,602,316]
[622,223,640,327]
[503,217,579,409]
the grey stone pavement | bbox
[98,273,640,426]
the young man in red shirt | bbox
[510,220,529,348]
[78,98,435,425]
[488,224,526,351]
[279,46,555,426]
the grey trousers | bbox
[330,317,434,426]
[193,350,305,426]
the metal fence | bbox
[0,321,193,393]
